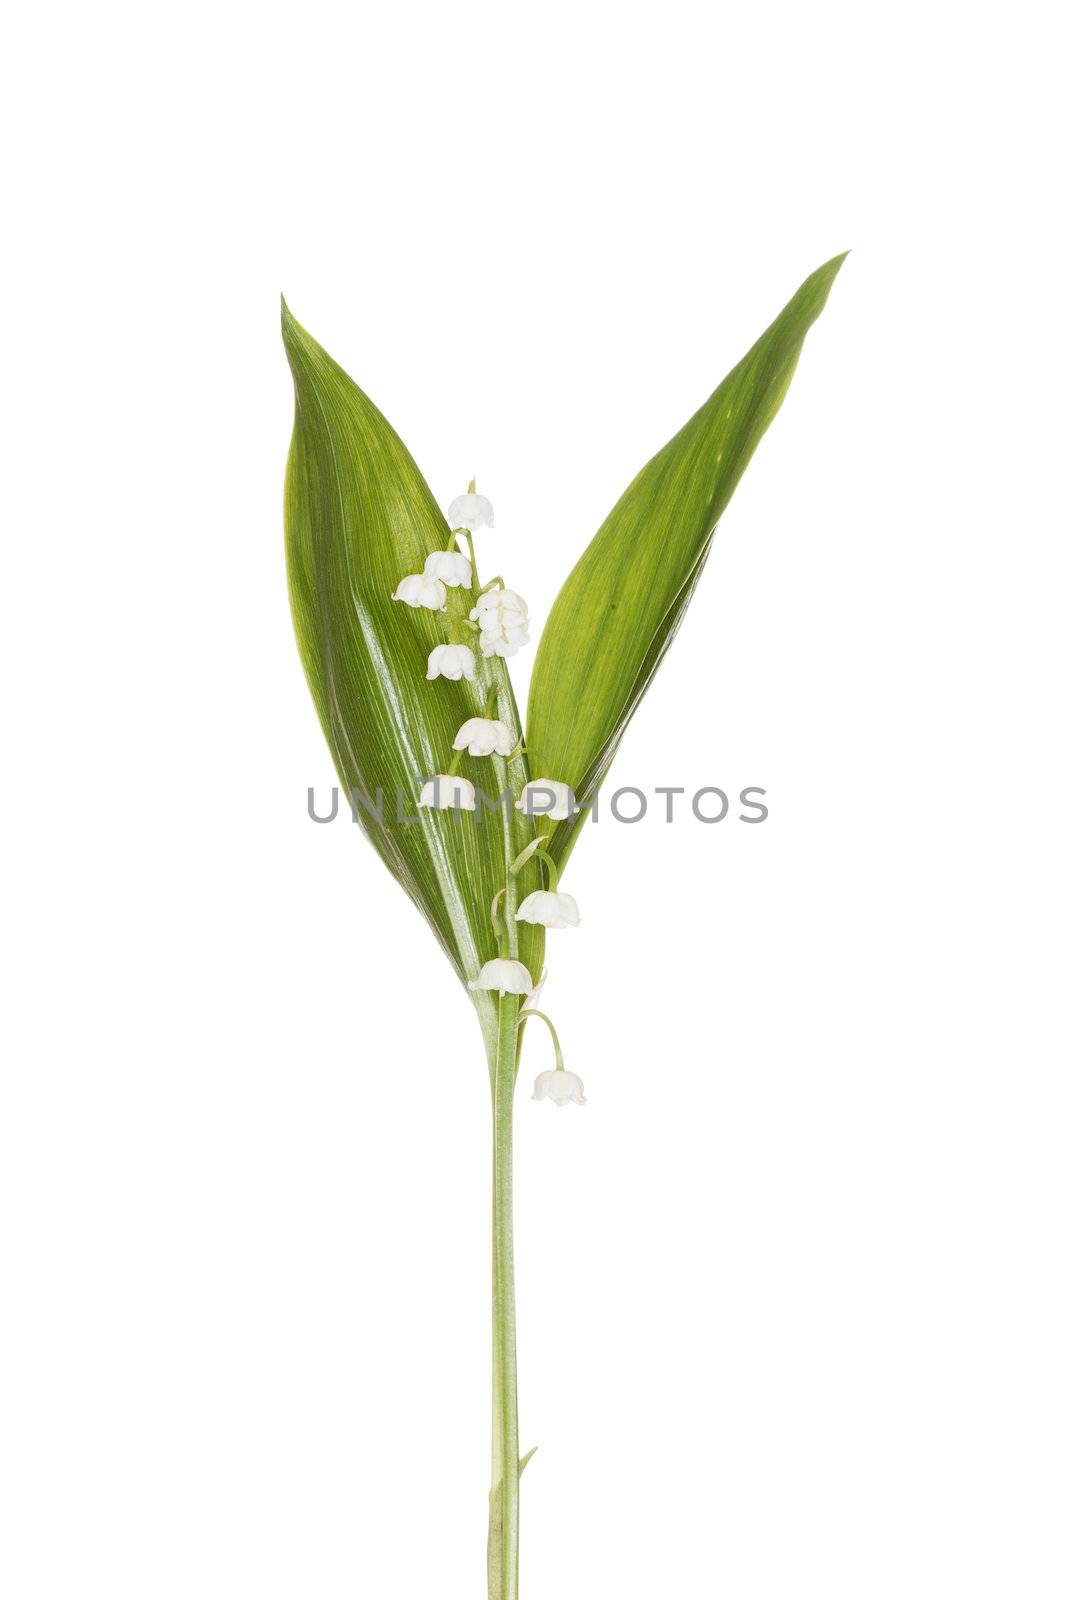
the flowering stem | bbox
[497,706,521,963]
[457,528,481,591]
[509,840,559,891]
[517,1008,565,1073]
[490,888,506,942]
[488,993,521,1600]
[487,659,524,1598]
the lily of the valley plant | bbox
[282,255,844,1598]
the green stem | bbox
[487,660,523,1598]
[497,708,520,962]
[509,837,558,890]
[457,528,481,593]
[488,995,521,1600]
[517,1008,565,1074]
[490,888,506,944]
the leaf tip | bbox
[816,249,850,291]
[280,293,299,339]
[279,296,318,375]
[787,250,850,327]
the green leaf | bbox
[282,301,543,998]
[526,253,846,869]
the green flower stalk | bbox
[281,253,844,1597]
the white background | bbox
[2,2,1065,1596]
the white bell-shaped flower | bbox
[417,775,477,812]
[453,717,514,757]
[470,588,530,658]
[448,492,494,531]
[423,550,472,588]
[516,890,580,928]
[518,779,576,821]
[468,958,534,996]
[393,573,446,610]
[426,643,477,682]
[532,1069,587,1107]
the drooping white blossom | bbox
[423,550,472,588]
[470,588,530,658]
[532,1069,587,1107]
[452,717,514,757]
[516,890,580,928]
[448,492,495,531]
[426,643,477,682]
[393,573,447,610]
[417,775,477,812]
[518,779,576,821]
[468,958,534,997]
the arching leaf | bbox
[526,254,846,870]
[282,302,543,1002]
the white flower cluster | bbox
[392,488,534,676]
[393,485,587,1106]
[470,588,530,658]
